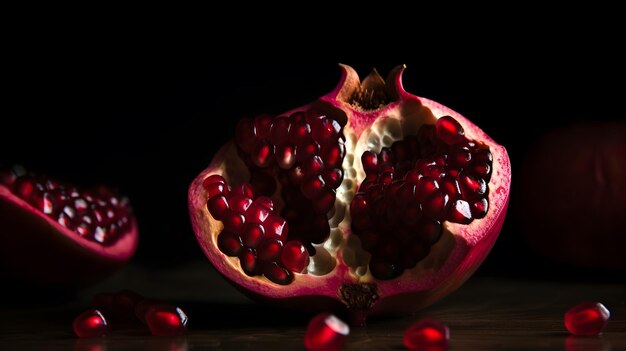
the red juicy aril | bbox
[188,65,511,324]
[0,166,138,286]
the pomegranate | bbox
[0,165,138,286]
[188,65,511,324]
[519,122,626,269]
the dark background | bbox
[3,58,625,282]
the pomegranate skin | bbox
[188,65,511,323]
[0,177,138,287]
[519,121,626,270]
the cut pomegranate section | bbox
[188,65,511,324]
[0,166,138,286]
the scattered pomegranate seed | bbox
[73,309,109,338]
[304,313,350,351]
[144,304,189,337]
[564,301,610,336]
[403,318,450,350]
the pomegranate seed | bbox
[304,313,349,351]
[349,194,368,217]
[322,168,344,188]
[264,262,293,285]
[421,191,449,220]
[73,309,109,338]
[145,304,188,337]
[223,211,245,232]
[303,155,325,176]
[471,198,489,219]
[301,175,326,200]
[311,117,341,142]
[459,172,487,198]
[241,222,265,248]
[202,174,226,189]
[281,240,310,273]
[229,195,253,213]
[217,232,242,256]
[361,151,378,172]
[205,182,226,199]
[313,188,336,214]
[564,301,610,336]
[276,144,296,169]
[207,194,229,220]
[239,248,261,276]
[448,199,473,224]
[269,116,291,146]
[321,142,345,168]
[436,115,465,145]
[258,238,283,261]
[251,141,274,168]
[289,118,312,145]
[264,215,288,239]
[254,114,273,140]
[403,318,450,350]
[296,141,320,162]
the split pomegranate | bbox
[188,65,511,324]
[73,309,109,338]
[0,166,138,286]
[564,301,610,336]
[304,313,350,351]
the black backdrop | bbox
[3,59,625,282]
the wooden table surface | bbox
[1,262,624,350]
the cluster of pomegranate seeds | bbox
[564,301,611,336]
[304,313,350,351]
[77,290,188,337]
[205,175,310,285]
[351,116,493,279]
[0,166,132,246]
[73,309,109,338]
[235,111,346,254]
[403,318,450,350]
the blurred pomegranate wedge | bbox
[0,166,138,287]
[188,65,511,325]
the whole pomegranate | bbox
[188,65,511,324]
[0,165,138,286]
[519,121,626,269]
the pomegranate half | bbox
[0,165,138,286]
[188,65,511,324]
